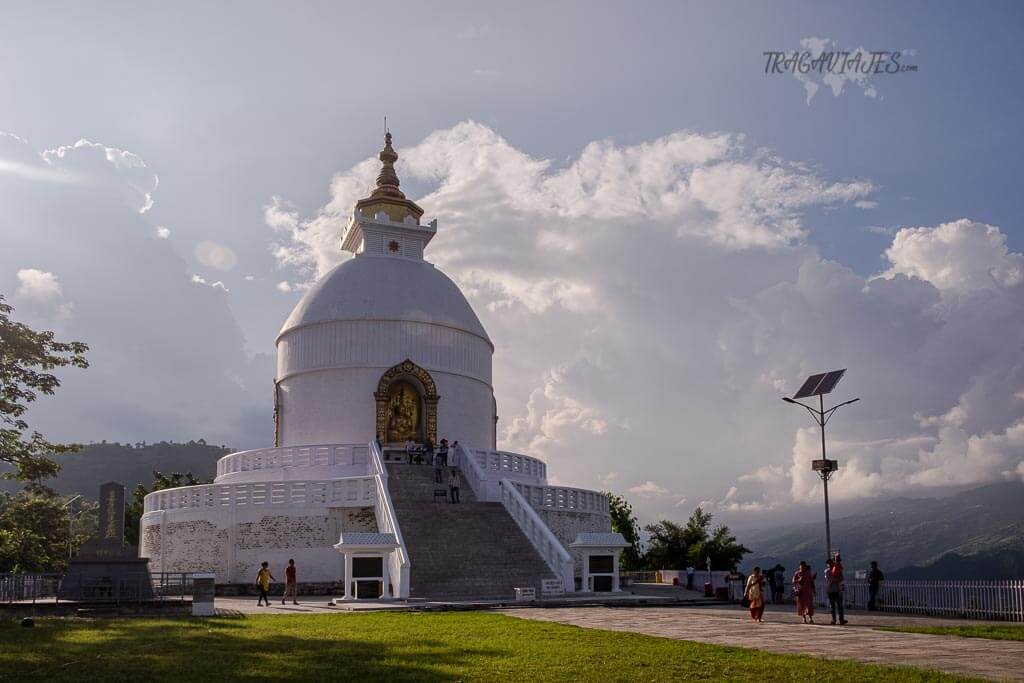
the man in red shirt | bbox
[282,559,298,605]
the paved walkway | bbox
[499,605,1024,681]
[211,591,679,615]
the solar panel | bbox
[793,373,827,399]
[814,369,846,396]
[792,369,846,399]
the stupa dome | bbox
[279,255,490,344]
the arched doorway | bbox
[374,360,439,445]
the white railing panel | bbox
[216,443,373,478]
[454,442,489,500]
[369,440,409,599]
[142,475,377,513]
[469,448,547,485]
[499,478,574,593]
[511,482,610,517]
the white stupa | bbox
[140,133,625,599]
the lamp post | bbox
[782,370,859,562]
[62,495,82,560]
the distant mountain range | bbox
[740,482,1024,580]
[0,440,228,498]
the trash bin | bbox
[704,582,714,597]
[672,577,679,586]
[714,586,729,601]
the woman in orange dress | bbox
[792,560,816,624]
[744,566,767,622]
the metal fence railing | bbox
[0,572,195,605]
[623,571,1024,621]
[814,578,1024,622]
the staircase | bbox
[385,462,557,600]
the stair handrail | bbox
[499,477,574,593]
[454,441,490,500]
[369,440,410,598]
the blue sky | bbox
[2,2,1022,526]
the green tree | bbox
[643,519,689,570]
[0,295,89,486]
[0,490,97,572]
[124,471,204,547]
[605,492,643,570]
[684,506,750,571]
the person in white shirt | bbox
[448,468,461,503]
[404,438,416,464]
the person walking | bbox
[744,566,767,623]
[255,561,275,607]
[404,438,416,465]
[773,564,786,604]
[685,564,695,591]
[792,561,816,624]
[433,448,443,484]
[423,439,434,466]
[448,468,461,503]
[825,558,847,624]
[281,558,298,605]
[867,560,884,611]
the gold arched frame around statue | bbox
[375,359,439,445]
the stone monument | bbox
[59,482,154,601]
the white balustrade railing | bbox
[499,478,574,593]
[453,442,489,500]
[811,578,1024,621]
[512,482,609,517]
[216,443,370,477]
[369,440,410,599]
[469,448,546,483]
[143,476,376,514]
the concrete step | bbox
[386,462,557,600]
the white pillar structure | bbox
[571,532,629,593]
[332,532,399,602]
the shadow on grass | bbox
[0,615,501,682]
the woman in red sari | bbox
[744,566,767,622]
[792,560,816,624]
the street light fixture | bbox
[782,369,860,562]
[62,494,82,560]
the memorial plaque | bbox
[59,481,153,602]
[99,482,126,545]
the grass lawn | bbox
[0,611,977,682]
[879,624,1024,642]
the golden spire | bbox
[371,132,405,200]
[355,129,424,223]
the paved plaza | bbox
[500,605,1024,681]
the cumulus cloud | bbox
[628,481,670,498]
[16,268,63,301]
[191,274,229,292]
[883,219,1024,292]
[264,122,1024,526]
[15,268,73,321]
[1,132,268,449]
[41,138,158,213]
[155,226,171,239]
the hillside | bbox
[741,481,1024,579]
[0,440,228,498]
